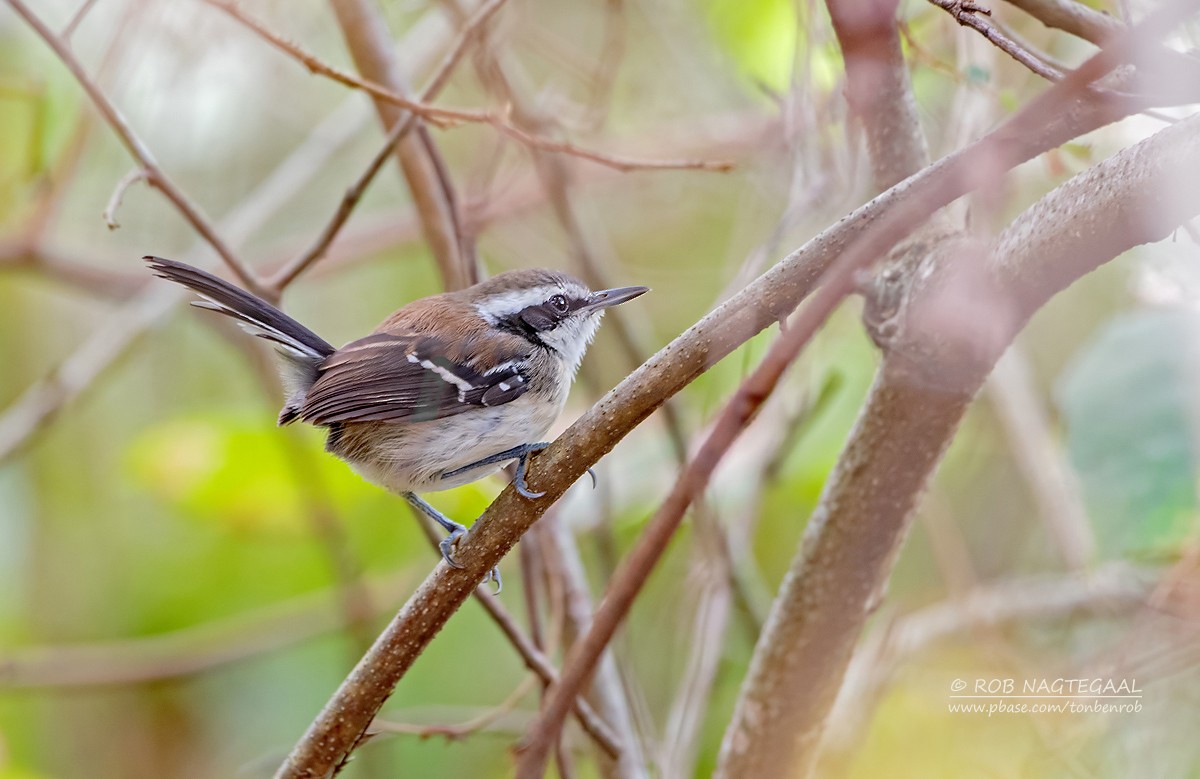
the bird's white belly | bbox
[338,395,561,495]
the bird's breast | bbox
[328,388,565,494]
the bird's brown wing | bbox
[298,331,529,425]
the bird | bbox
[145,256,648,590]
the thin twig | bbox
[932,0,1067,81]
[266,114,415,292]
[102,166,148,230]
[928,0,1185,126]
[207,0,731,175]
[410,513,622,759]
[61,0,101,39]
[205,0,484,128]
[1003,0,1122,43]
[263,0,508,293]
[5,0,268,298]
[370,674,539,741]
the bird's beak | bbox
[581,285,650,313]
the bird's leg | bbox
[403,491,501,592]
[442,441,598,498]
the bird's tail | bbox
[145,256,335,424]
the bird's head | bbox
[468,269,649,373]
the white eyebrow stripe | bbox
[473,283,590,323]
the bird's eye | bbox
[548,294,569,313]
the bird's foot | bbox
[442,441,599,498]
[438,524,503,593]
[406,492,502,595]
[513,442,551,499]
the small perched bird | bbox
[146,256,647,589]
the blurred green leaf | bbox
[1056,308,1200,558]
[702,0,801,92]
[125,413,382,538]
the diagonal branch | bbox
[270,9,1188,776]
[1003,0,1122,43]
[517,0,933,771]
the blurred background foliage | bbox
[1,0,1198,777]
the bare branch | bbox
[826,0,929,188]
[4,0,269,298]
[61,0,100,39]
[410,514,623,759]
[1003,0,1122,43]
[716,54,1200,779]
[931,0,1067,81]
[207,0,731,178]
[470,582,622,760]
[370,674,538,741]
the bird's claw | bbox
[515,481,546,500]
[485,566,503,594]
[441,525,502,594]
[513,443,551,499]
[439,526,467,569]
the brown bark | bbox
[715,110,1200,779]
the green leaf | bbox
[1056,308,1200,558]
